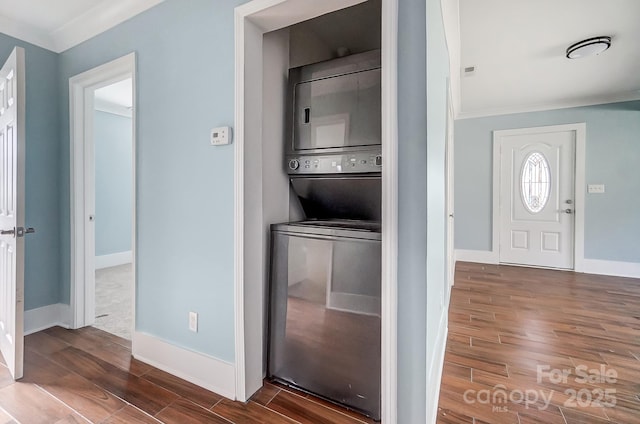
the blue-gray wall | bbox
[397,0,427,416]
[94,110,132,256]
[455,101,640,263]
[426,0,450,416]
[0,34,60,310]
[58,0,244,362]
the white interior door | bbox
[0,47,26,380]
[499,129,575,269]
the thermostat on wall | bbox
[210,126,232,145]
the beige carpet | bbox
[94,263,133,340]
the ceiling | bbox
[458,0,640,118]
[0,0,164,52]
[1,0,638,117]
[95,78,132,109]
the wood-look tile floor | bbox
[437,261,640,424]
[1,325,376,424]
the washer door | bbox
[268,230,381,420]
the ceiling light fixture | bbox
[566,36,611,59]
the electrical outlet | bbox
[587,184,605,194]
[189,311,198,332]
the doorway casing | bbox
[68,53,137,333]
[233,1,398,422]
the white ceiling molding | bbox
[0,0,165,53]
[94,98,133,118]
[0,13,55,51]
[457,90,640,120]
[51,0,165,52]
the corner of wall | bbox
[24,303,71,335]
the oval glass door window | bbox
[520,152,551,213]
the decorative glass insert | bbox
[520,152,551,213]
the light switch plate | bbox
[210,126,232,146]
[588,184,605,194]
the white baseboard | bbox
[132,331,236,400]
[24,303,71,335]
[454,249,639,279]
[455,249,498,264]
[427,310,448,424]
[581,259,640,279]
[95,250,132,269]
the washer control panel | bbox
[286,152,382,174]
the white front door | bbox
[0,47,26,379]
[498,128,575,269]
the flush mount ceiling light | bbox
[566,36,611,59]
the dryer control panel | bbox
[286,152,381,175]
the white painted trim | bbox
[581,259,640,279]
[427,311,448,424]
[455,249,499,264]
[132,331,235,400]
[573,124,586,272]
[237,0,367,33]
[24,304,71,335]
[233,6,246,402]
[94,99,133,118]
[95,251,133,270]
[457,91,640,120]
[234,0,398,421]
[0,0,164,53]
[445,80,455,290]
[0,14,53,51]
[69,53,136,339]
[492,123,586,270]
[380,0,398,422]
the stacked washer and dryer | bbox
[267,50,382,420]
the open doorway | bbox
[69,53,136,342]
[92,79,134,340]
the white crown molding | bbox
[0,0,165,53]
[0,14,56,51]
[52,0,165,52]
[457,90,640,120]
[95,98,133,118]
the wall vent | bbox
[462,65,476,76]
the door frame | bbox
[68,53,137,332]
[492,123,586,271]
[445,79,455,291]
[233,0,398,422]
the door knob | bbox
[562,209,573,214]
[565,200,573,204]
[0,227,35,237]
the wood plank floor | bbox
[0,325,376,424]
[437,261,640,424]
